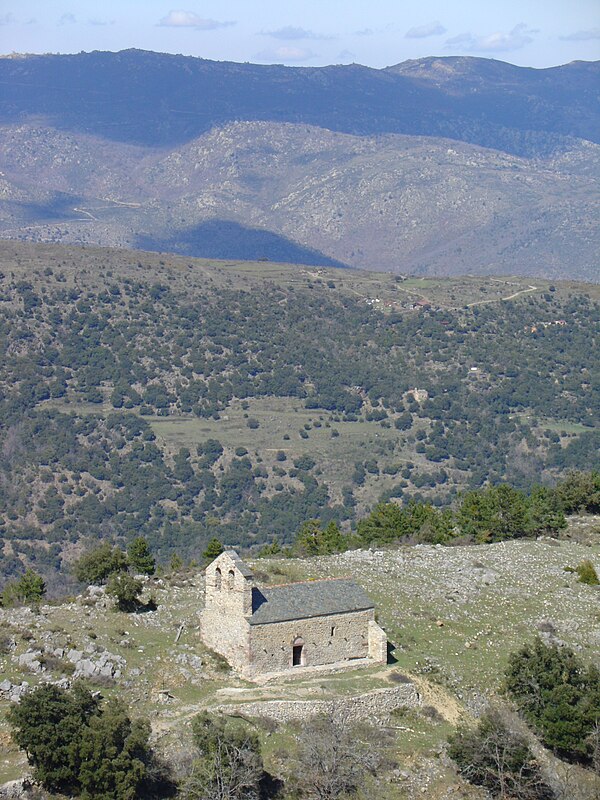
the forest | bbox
[0,244,598,588]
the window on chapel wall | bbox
[214,567,222,591]
[292,636,304,667]
[227,569,235,590]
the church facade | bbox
[200,550,387,677]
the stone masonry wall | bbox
[215,683,421,725]
[247,609,374,674]
[201,553,253,669]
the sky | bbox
[1,0,599,68]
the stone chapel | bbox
[200,550,388,677]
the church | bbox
[200,550,388,677]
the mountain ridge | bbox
[1,49,598,280]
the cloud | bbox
[559,27,600,41]
[0,13,16,25]
[261,25,333,41]
[446,23,537,53]
[89,18,115,26]
[158,10,235,30]
[254,45,316,63]
[355,28,374,37]
[337,49,356,61]
[58,13,77,25]
[405,21,446,39]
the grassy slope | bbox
[1,516,598,795]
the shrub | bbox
[73,544,127,586]
[448,707,556,799]
[106,571,143,612]
[575,559,599,586]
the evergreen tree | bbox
[527,485,566,534]
[203,537,224,562]
[294,520,347,556]
[7,683,99,793]
[127,536,156,576]
[1,568,46,608]
[77,700,151,800]
[505,638,600,761]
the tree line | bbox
[269,470,600,557]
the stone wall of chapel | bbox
[200,603,250,670]
[201,554,253,669]
[247,609,374,674]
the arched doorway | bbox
[292,636,305,667]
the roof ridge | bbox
[260,576,354,589]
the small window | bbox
[215,567,222,591]
[331,626,336,637]
[227,569,235,590]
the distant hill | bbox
[1,50,598,153]
[0,50,598,280]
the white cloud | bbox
[261,25,333,41]
[158,10,235,30]
[446,23,537,53]
[0,13,16,25]
[405,21,446,39]
[355,28,374,37]
[58,13,77,25]
[254,45,316,63]
[89,18,115,26]
[559,27,600,41]
[337,49,356,61]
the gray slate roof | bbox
[249,579,374,625]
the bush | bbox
[106,571,143,611]
[448,707,556,799]
[181,713,263,800]
[73,544,127,586]
[575,559,599,586]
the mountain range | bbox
[0,50,598,280]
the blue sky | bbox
[1,1,598,68]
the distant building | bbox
[200,551,387,678]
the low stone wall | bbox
[215,682,421,725]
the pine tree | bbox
[127,536,156,576]
[203,537,224,562]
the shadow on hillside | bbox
[135,220,349,268]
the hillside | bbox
[2,51,598,152]
[0,240,598,589]
[1,122,598,280]
[0,51,599,280]
[1,523,599,796]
